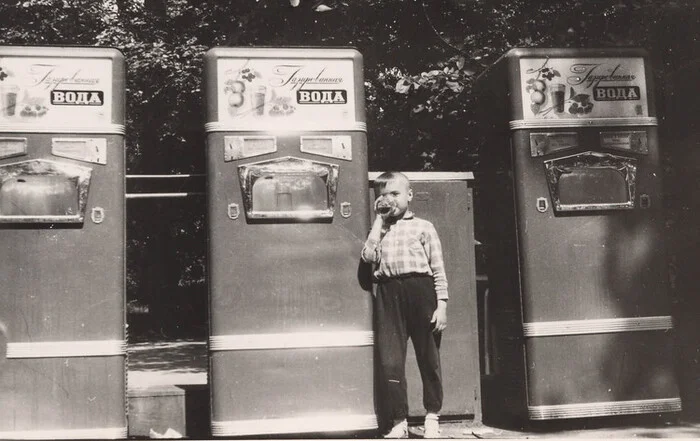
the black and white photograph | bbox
[0,0,698,439]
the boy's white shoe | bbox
[424,413,440,438]
[383,419,408,439]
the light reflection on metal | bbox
[544,151,637,212]
[0,159,91,223]
[238,156,338,220]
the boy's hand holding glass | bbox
[374,196,395,220]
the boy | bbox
[361,172,448,439]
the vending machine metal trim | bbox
[0,426,128,440]
[522,316,674,337]
[209,330,373,352]
[509,117,657,130]
[205,121,367,133]
[6,339,127,359]
[528,398,682,420]
[0,123,126,135]
[211,413,378,437]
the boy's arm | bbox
[423,223,448,301]
[424,222,448,332]
[361,215,384,263]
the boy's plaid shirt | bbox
[361,211,449,300]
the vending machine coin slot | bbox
[224,136,277,162]
[0,138,27,160]
[599,131,649,154]
[300,136,352,161]
[536,197,549,213]
[530,132,579,157]
[52,138,107,165]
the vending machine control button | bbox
[228,203,240,220]
[91,207,105,224]
[340,202,351,218]
[536,197,549,213]
[640,194,651,209]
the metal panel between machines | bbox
[476,47,680,422]
[0,46,126,439]
[204,47,375,437]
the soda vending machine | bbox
[204,47,375,437]
[475,48,681,421]
[0,46,126,438]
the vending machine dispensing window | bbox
[238,156,338,219]
[0,159,91,222]
[544,151,637,211]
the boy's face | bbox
[377,177,413,218]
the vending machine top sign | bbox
[479,48,657,130]
[204,47,365,133]
[520,57,648,119]
[0,46,125,134]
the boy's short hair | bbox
[373,171,411,192]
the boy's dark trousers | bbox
[374,274,443,429]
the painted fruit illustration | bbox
[228,93,244,107]
[533,80,546,92]
[231,80,245,93]
[530,91,545,105]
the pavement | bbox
[128,340,700,439]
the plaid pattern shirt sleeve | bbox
[361,213,449,300]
